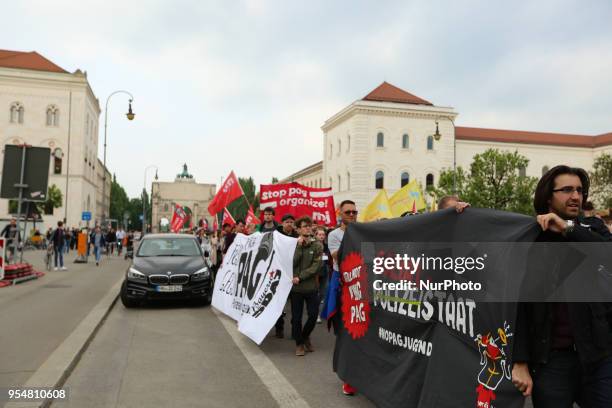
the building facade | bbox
[151,165,216,233]
[282,82,612,212]
[0,49,102,230]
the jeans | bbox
[94,246,102,263]
[290,291,319,346]
[54,244,64,268]
[532,351,612,408]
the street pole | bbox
[101,90,135,230]
[143,165,158,236]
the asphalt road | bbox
[0,249,127,389]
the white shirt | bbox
[327,227,345,271]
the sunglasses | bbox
[343,210,358,215]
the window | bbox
[319,178,322,188]
[329,178,333,189]
[164,203,169,212]
[347,135,350,152]
[519,166,527,177]
[53,148,63,174]
[338,175,341,191]
[338,140,341,156]
[377,132,384,147]
[402,134,409,149]
[375,171,384,189]
[542,166,549,175]
[347,172,350,190]
[329,144,333,159]
[426,174,434,190]
[46,105,59,126]
[10,102,24,124]
[401,172,410,187]
[427,135,434,151]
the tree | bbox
[271,177,279,184]
[435,149,538,215]
[109,174,130,226]
[589,153,612,209]
[8,183,63,216]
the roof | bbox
[363,82,433,106]
[456,127,612,148]
[0,49,68,73]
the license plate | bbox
[156,285,182,292]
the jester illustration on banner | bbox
[170,204,193,232]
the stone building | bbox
[151,164,216,232]
[0,49,104,229]
[282,82,612,211]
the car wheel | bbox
[120,281,139,308]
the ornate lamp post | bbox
[432,116,457,193]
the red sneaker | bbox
[342,383,356,396]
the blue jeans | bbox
[54,244,64,268]
[94,246,102,263]
[532,351,612,408]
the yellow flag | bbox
[359,189,393,222]
[429,192,437,212]
[389,180,427,217]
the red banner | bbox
[259,182,336,226]
[208,171,244,216]
[170,204,187,232]
[222,207,236,226]
[245,206,260,225]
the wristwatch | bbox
[564,219,575,236]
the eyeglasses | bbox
[343,210,358,215]
[552,186,584,195]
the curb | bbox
[4,279,123,408]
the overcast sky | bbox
[3,0,612,197]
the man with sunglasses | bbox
[512,165,612,407]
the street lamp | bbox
[101,90,135,229]
[143,165,158,236]
[432,117,457,193]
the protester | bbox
[51,221,67,270]
[91,226,106,266]
[580,201,611,239]
[63,227,71,254]
[106,228,117,256]
[327,200,359,396]
[116,227,126,256]
[258,206,279,233]
[511,165,612,407]
[1,217,21,261]
[314,225,332,324]
[221,223,235,255]
[290,216,323,356]
[274,214,299,338]
[437,195,470,212]
[246,223,257,235]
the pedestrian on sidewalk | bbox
[290,216,322,356]
[51,221,67,271]
[91,226,106,266]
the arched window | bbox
[46,105,59,126]
[10,102,24,124]
[542,166,549,175]
[347,172,351,190]
[401,172,410,187]
[338,140,341,156]
[53,148,63,174]
[402,134,409,149]
[338,175,341,191]
[519,166,527,177]
[377,132,384,147]
[164,203,169,212]
[426,173,434,190]
[375,171,384,189]
[427,135,434,151]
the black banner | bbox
[333,208,543,408]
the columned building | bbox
[282,82,612,212]
[0,49,101,229]
[151,165,216,233]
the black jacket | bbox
[513,224,612,371]
[51,228,66,247]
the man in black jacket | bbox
[51,221,67,270]
[512,165,612,408]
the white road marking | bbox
[212,308,311,408]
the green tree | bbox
[271,177,279,184]
[435,149,538,215]
[126,197,143,231]
[109,174,130,225]
[589,153,612,209]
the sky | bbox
[3,0,612,197]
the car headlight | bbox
[127,267,147,282]
[192,267,210,281]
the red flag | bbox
[245,205,261,225]
[222,208,236,226]
[212,217,218,231]
[208,171,244,216]
[411,200,417,214]
[170,204,187,232]
[202,219,209,231]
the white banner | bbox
[212,231,296,344]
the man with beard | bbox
[512,165,612,407]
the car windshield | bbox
[137,237,201,257]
